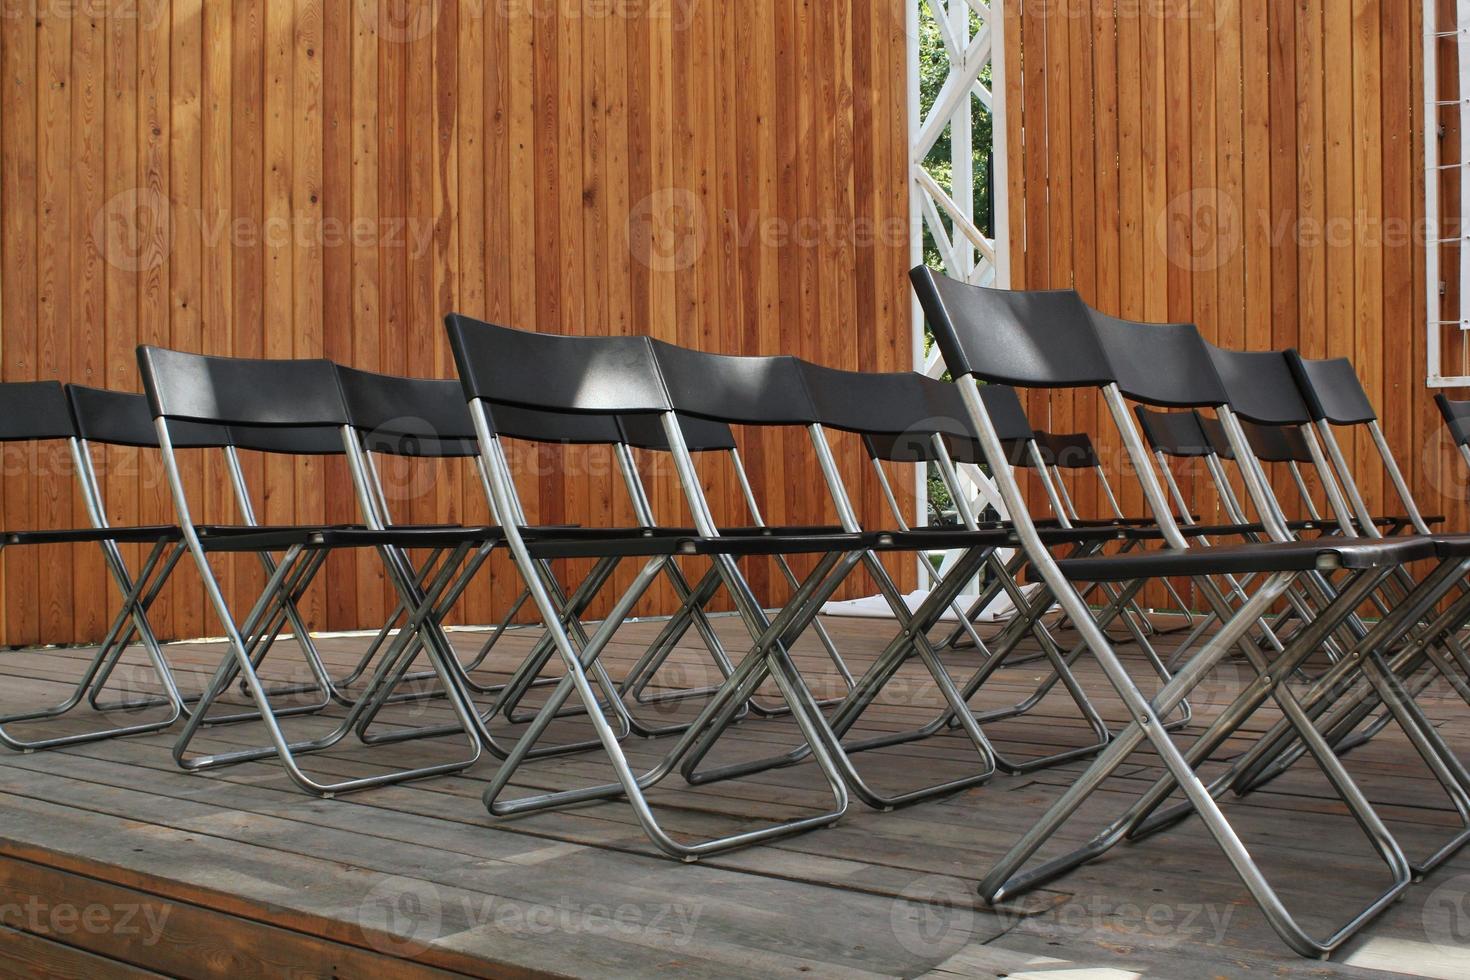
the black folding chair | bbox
[446,315,872,858]
[0,381,185,749]
[317,366,627,760]
[1289,352,1443,538]
[65,384,364,724]
[471,404,786,736]
[136,346,487,795]
[654,357,1012,806]
[1135,406,1338,667]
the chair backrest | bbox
[978,384,1036,445]
[910,267,1113,388]
[1134,406,1212,458]
[66,384,243,450]
[1193,412,1237,460]
[797,362,969,435]
[797,366,1027,469]
[652,344,816,425]
[227,425,350,456]
[1089,310,1230,408]
[1165,408,1308,466]
[1284,351,1378,425]
[1203,344,1315,426]
[137,346,348,430]
[333,365,479,458]
[617,413,737,453]
[1241,419,1313,464]
[1031,431,1100,470]
[444,314,670,415]
[864,431,943,464]
[1436,393,1470,448]
[483,402,626,446]
[0,381,76,442]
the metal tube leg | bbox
[978,570,1413,957]
[0,538,186,751]
[1230,559,1470,792]
[171,542,484,793]
[482,546,853,860]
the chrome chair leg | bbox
[0,537,185,750]
[977,569,1413,959]
[482,547,854,860]
[172,541,485,794]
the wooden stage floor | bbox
[0,612,1468,978]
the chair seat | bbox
[196,524,506,553]
[880,525,1132,549]
[521,529,878,560]
[1123,519,1328,542]
[1375,515,1445,533]
[1063,515,1190,528]
[1429,534,1470,558]
[1055,536,1435,582]
[4,524,183,546]
[655,524,848,537]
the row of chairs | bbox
[1,268,1467,958]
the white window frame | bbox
[1426,1,1470,386]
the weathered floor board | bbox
[0,613,1466,978]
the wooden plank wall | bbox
[1001,0,1456,605]
[0,0,914,645]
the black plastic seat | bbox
[523,530,879,562]
[1429,534,1470,559]
[6,524,184,546]
[192,524,503,553]
[1057,536,1436,582]
[893,524,1132,549]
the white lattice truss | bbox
[908,0,1010,588]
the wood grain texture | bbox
[1002,0,1450,607]
[0,0,913,643]
[0,619,1466,977]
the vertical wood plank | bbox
[170,0,203,640]
[2,8,38,645]
[36,0,73,642]
[71,0,107,640]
